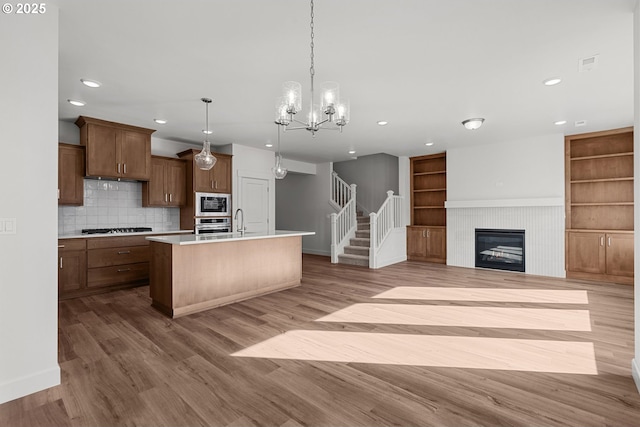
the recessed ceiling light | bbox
[265,143,273,148]
[425,142,434,146]
[377,121,388,126]
[80,79,101,88]
[462,118,484,130]
[543,78,562,86]
[554,120,567,126]
[67,99,85,107]
[575,120,587,127]
[348,150,356,154]
[202,130,213,135]
[154,119,167,124]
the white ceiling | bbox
[57,0,636,163]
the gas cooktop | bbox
[81,227,153,235]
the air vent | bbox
[579,55,599,72]
[575,120,587,127]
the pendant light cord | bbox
[309,0,315,106]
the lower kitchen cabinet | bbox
[58,239,87,294]
[567,231,633,285]
[407,226,446,264]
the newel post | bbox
[350,183,357,225]
[369,212,377,269]
[330,212,338,263]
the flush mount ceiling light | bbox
[462,118,484,130]
[80,78,101,88]
[377,121,388,126]
[154,119,167,125]
[67,99,85,107]
[554,120,567,126]
[274,0,350,136]
[194,98,217,171]
[543,78,562,86]
[272,126,288,179]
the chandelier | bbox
[274,0,350,136]
[194,98,217,170]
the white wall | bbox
[276,162,334,255]
[632,0,640,395]
[0,9,60,403]
[447,133,565,202]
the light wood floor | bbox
[2,255,639,426]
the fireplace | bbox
[475,229,525,272]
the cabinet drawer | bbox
[87,235,150,249]
[87,262,149,288]
[88,246,150,268]
[58,239,86,251]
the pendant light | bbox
[194,98,217,170]
[272,125,288,179]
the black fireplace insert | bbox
[475,229,525,272]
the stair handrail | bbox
[330,171,352,210]
[330,183,357,263]
[369,190,404,268]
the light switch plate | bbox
[0,218,16,234]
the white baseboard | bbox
[373,255,407,269]
[303,248,331,257]
[0,365,60,405]
[633,359,640,394]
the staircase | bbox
[338,213,370,267]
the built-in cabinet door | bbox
[212,156,231,193]
[58,144,84,205]
[426,228,446,260]
[407,227,427,258]
[119,130,150,180]
[567,232,606,274]
[606,233,634,277]
[166,160,186,206]
[86,124,118,177]
[194,167,215,193]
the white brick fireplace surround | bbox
[446,199,565,278]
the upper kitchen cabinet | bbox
[142,156,187,207]
[58,143,85,205]
[178,149,232,194]
[75,116,155,181]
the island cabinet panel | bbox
[58,143,85,205]
[76,116,155,181]
[142,156,187,207]
[149,236,303,318]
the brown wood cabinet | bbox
[58,239,87,294]
[75,116,155,181]
[58,143,85,205]
[177,149,233,230]
[142,156,187,207]
[408,153,447,263]
[565,128,634,285]
[407,226,446,263]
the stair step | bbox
[357,216,369,224]
[350,237,370,247]
[344,246,370,256]
[355,230,370,238]
[357,223,370,231]
[338,253,369,267]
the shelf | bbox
[413,188,446,193]
[566,229,634,234]
[571,202,633,207]
[570,177,633,184]
[414,206,445,210]
[413,171,446,176]
[571,152,633,161]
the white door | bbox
[239,176,269,233]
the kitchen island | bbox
[146,230,314,318]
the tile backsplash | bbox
[58,180,180,235]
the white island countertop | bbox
[146,230,315,246]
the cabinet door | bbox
[86,124,118,177]
[194,167,215,193]
[606,233,634,277]
[407,227,427,259]
[144,158,167,206]
[58,144,84,205]
[119,130,151,180]
[166,160,186,206]
[567,232,606,274]
[426,228,446,261]
[212,156,231,193]
[58,250,87,293]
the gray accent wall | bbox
[275,163,334,256]
[333,154,399,214]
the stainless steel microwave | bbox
[195,192,230,216]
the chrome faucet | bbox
[234,208,245,233]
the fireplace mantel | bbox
[445,198,563,209]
